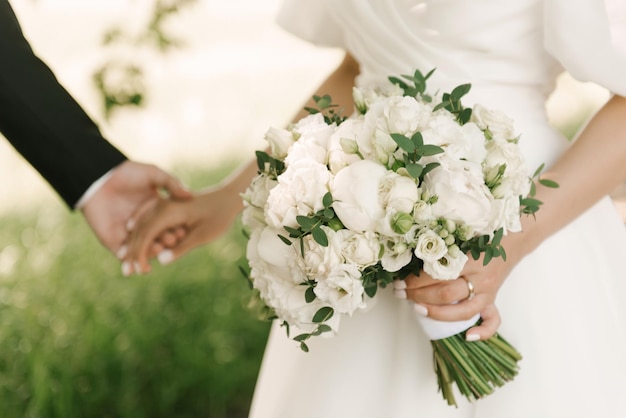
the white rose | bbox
[423,249,468,280]
[264,126,295,159]
[327,119,364,173]
[241,174,277,230]
[331,160,387,232]
[423,160,494,236]
[485,138,530,198]
[471,104,516,140]
[413,229,448,262]
[379,171,419,213]
[314,263,366,315]
[265,160,331,229]
[338,230,381,268]
[413,199,435,224]
[382,95,430,135]
[380,236,414,272]
[285,113,335,165]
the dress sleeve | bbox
[544,0,626,96]
[275,0,345,48]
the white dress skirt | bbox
[249,1,626,417]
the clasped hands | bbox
[117,182,518,341]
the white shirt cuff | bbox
[74,169,115,209]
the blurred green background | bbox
[0,164,270,418]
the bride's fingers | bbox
[400,277,473,305]
[464,304,501,341]
[415,295,485,322]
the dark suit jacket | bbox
[0,0,127,208]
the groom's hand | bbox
[80,160,192,256]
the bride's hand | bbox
[121,183,242,275]
[397,248,518,340]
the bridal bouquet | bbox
[241,69,553,406]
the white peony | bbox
[314,263,366,315]
[379,171,419,214]
[299,227,344,278]
[338,230,381,268]
[331,159,387,232]
[423,160,494,236]
[265,160,331,229]
[422,115,487,164]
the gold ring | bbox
[461,276,475,301]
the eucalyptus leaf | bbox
[391,133,416,153]
[450,83,471,101]
[539,178,559,188]
[406,163,424,179]
[312,226,329,247]
[296,216,318,231]
[418,144,445,157]
[312,306,334,323]
[322,192,333,208]
[278,234,293,246]
[305,287,316,303]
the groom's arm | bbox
[0,0,127,208]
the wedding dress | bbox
[248,1,626,417]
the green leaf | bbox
[284,226,301,238]
[322,192,333,208]
[296,216,317,231]
[458,107,473,124]
[316,324,332,334]
[300,342,309,352]
[323,208,334,219]
[390,133,416,153]
[418,144,445,157]
[293,333,310,342]
[315,94,332,109]
[405,163,423,179]
[492,228,504,246]
[255,150,269,171]
[539,178,559,188]
[520,197,543,207]
[305,286,316,303]
[411,131,424,148]
[312,226,329,247]
[471,246,481,260]
[450,83,471,101]
[422,162,440,177]
[483,248,493,265]
[532,163,545,178]
[312,306,334,323]
[278,234,293,246]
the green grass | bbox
[0,164,270,418]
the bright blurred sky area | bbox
[0,0,615,213]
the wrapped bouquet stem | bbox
[241,68,555,406]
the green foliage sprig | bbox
[389,132,444,180]
[521,163,560,216]
[304,95,347,125]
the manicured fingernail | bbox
[466,333,480,342]
[121,261,132,277]
[413,303,428,316]
[393,280,407,290]
[393,289,407,299]
[133,262,142,274]
[158,250,174,265]
[126,219,135,231]
[116,246,128,259]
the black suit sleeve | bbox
[0,0,127,208]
